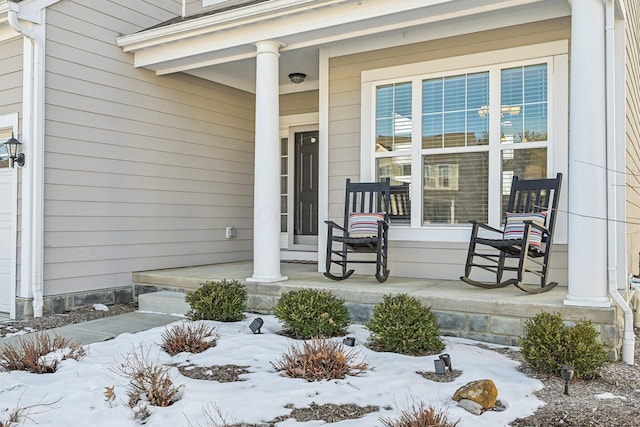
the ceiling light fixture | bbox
[288,72,306,84]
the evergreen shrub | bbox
[273,288,350,339]
[520,311,608,378]
[366,294,444,356]
[185,279,247,321]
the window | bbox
[0,144,8,169]
[0,129,13,169]
[368,52,561,236]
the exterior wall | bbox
[280,90,319,116]
[0,37,23,119]
[625,1,640,277]
[42,0,255,299]
[327,17,571,282]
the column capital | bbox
[255,39,285,55]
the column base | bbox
[246,275,288,283]
[564,294,611,308]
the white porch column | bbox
[565,0,610,307]
[248,40,287,283]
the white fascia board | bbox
[5,0,61,23]
[128,0,549,71]
[328,0,570,59]
[118,0,490,53]
[117,0,351,51]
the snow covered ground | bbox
[0,315,544,427]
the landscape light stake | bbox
[439,353,452,372]
[249,317,263,334]
[561,365,574,396]
[342,336,355,346]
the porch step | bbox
[138,291,189,316]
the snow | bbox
[594,392,627,400]
[93,304,109,312]
[0,315,544,427]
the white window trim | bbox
[361,41,569,243]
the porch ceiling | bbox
[117,0,571,93]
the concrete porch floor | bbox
[132,261,620,351]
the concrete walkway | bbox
[0,311,182,348]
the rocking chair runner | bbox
[460,173,563,294]
[324,178,391,282]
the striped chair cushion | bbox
[348,213,385,237]
[503,212,547,251]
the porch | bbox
[132,261,621,354]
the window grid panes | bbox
[422,72,489,149]
[377,156,411,225]
[500,64,548,144]
[375,82,412,152]
[501,147,548,218]
[374,61,550,228]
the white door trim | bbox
[279,113,319,257]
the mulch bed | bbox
[173,363,250,382]
[417,369,462,382]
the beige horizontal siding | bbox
[0,38,22,118]
[43,1,255,296]
[626,1,640,276]
[280,90,318,116]
[328,17,571,282]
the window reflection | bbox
[500,64,548,144]
[377,156,411,224]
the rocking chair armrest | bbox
[526,220,550,236]
[469,220,503,235]
[377,219,389,230]
[325,220,346,232]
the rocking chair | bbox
[324,178,391,282]
[460,173,563,294]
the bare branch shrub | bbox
[111,345,183,408]
[0,395,60,427]
[0,332,86,373]
[380,402,460,427]
[184,403,239,427]
[161,322,219,356]
[271,338,368,381]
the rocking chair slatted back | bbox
[507,175,562,245]
[342,179,390,230]
[325,178,391,283]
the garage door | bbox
[0,139,15,314]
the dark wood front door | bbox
[294,130,318,244]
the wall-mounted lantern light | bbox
[4,134,25,168]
